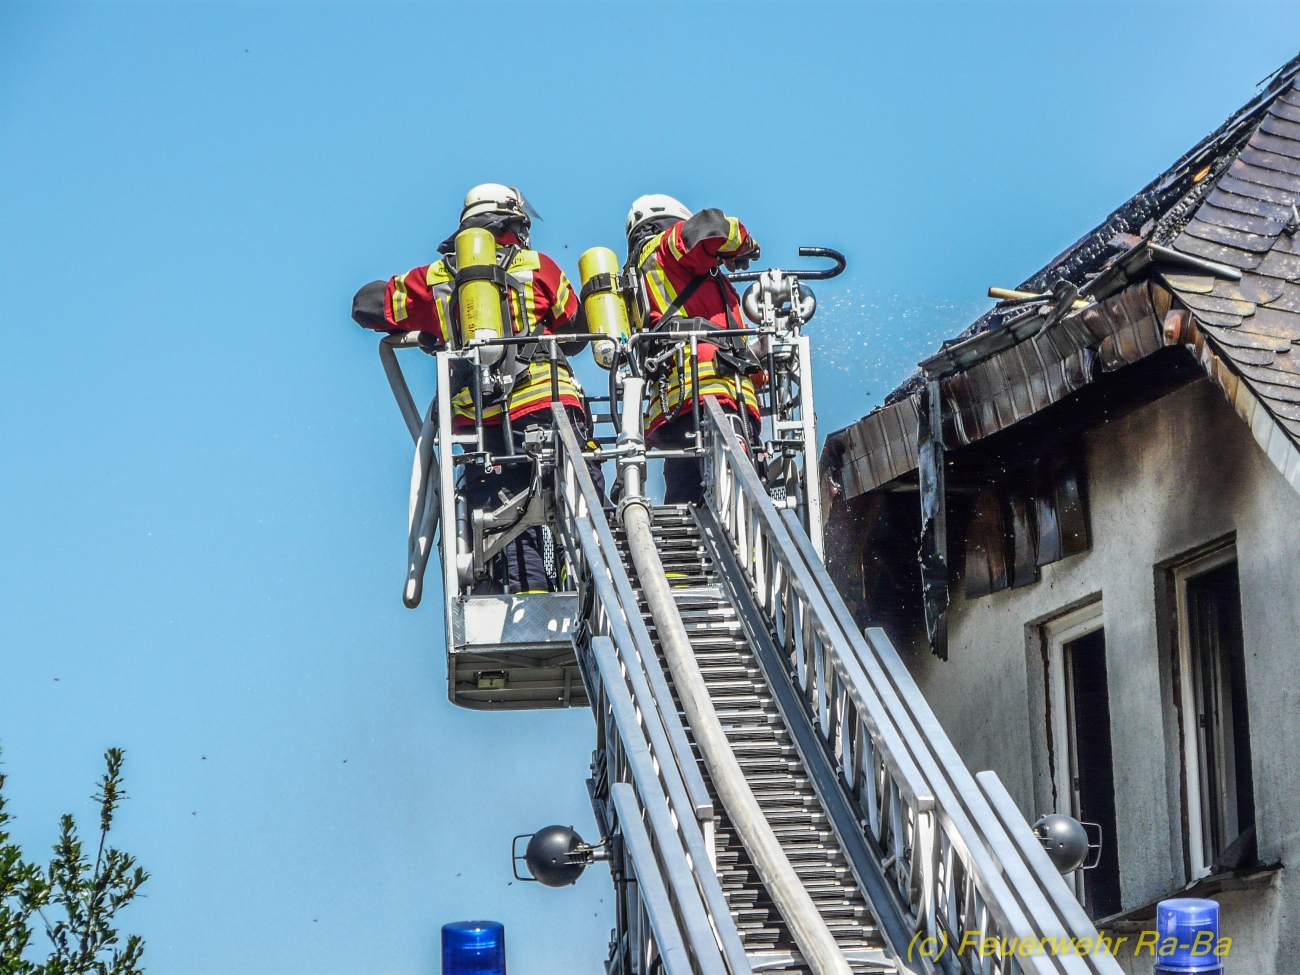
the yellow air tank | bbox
[578,246,631,370]
[456,227,505,366]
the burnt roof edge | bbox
[879,53,1300,409]
[821,296,1300,508]
[822,281,1165,501]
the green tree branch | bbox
[0,749,147,975]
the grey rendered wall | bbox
[892,378,1300,968]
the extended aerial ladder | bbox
[374,250,1121,975]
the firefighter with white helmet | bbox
[352,183,603,593]
[460,183,531,224]
[623,194,763,504]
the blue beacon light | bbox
[1154,898,1221,974]
[442,920,506,975]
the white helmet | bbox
[461,183,537,224]
[626,194,692,239]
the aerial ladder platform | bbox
[374,248,1122,975]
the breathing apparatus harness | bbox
[440,224,569,589]
[437,241,572,412]
[629,261,764,432]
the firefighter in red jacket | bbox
[352,183,603,593]
[624,195,763,504]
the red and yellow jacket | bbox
[367,236,584,426]
[630,210,761,437]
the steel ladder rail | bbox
[571,513,748,975]
[588,632,729,975]
[778,511,1114,965]
[610,780,698,975]
[693,502,919,970]
[552,408,753,975]
[700,396,1124,975]
[611,506,894,975]
[705,397,1090,975]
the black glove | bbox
[723,241,760,272]
[351,280,387,328]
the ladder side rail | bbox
[692,503,927,975]
[852,632,1119,970]
[721,429,1076,975]
[703,401,951,970]
[795,333,824,561]
[776,507,1122,975]
[703,398,938,895]
[611,781,698,975]
[573,522,748,975]
[778,464,1121,972]
[436,353,460,701]
[377,332,424,441]
[590,637,731,975]
[552,405,716,823]
[552,408,752,975]
[586,634,699,974]
[701,398,1096,975]
[974,773,1108,947]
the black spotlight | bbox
[512,826,608,887]
[1033,814,1102,874]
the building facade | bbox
[821,57,1300,972]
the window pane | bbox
[1067,629,1122,918]
[1187,561,1255,868]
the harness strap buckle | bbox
[578,272,632,305]
[455,263,511,288]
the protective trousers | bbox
[653,408,759,506]
[461,408,606,593]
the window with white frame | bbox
[1042,601,1121,919]
[1172,543,1256,880]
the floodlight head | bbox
[524,826,588,887]
[1033,814,1091,874]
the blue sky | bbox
[1,3,1297,973]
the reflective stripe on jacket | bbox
[376,243,583,425]
[642,341,760,433]
[630,210,760,437]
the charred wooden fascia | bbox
[917,378,949,659]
